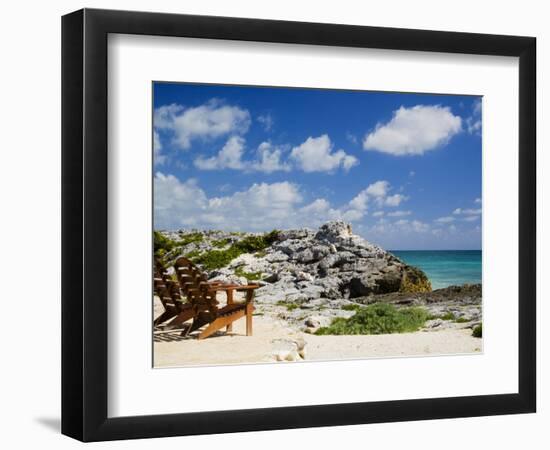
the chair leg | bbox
[246,303,253,336]
[198,310,246,340]
[154,310,176,327]
[226,289,234,333]
[165,308,194,329]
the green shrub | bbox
[234,267,263,281]
[276,300,300,311]
[315,303,429,336]
[153,231,176,257]
[472,324,482,338]
[341,303,362,311]
[194,246,242,270]
[153,231,204,260]
[184,250,202,260]
[440,312,456,321]
[233,230,279,253]
[212,238,230,248]
[454,317,470,323]
[178,232,204,246]
[194,230,279,270]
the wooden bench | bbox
[174,257,259,339]
[153,260,195,329]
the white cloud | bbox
[250,142,291,173]
[153,131,166,165]
[365,180,390,198]
[155,173,304,230]
[463,215,480,222]
[154,174,208,229]
[466,118,482,134]
[474,197,482,204]
[372,211,385,217]
[387,210,412,217]
[154,100,251,150]
[453,207,482,216]
[473,99,482,115]
[435,216,455,224]
[466,99,482,135]
[348,190,370,212]
[194,135,355,174]
[409,170,416,177]
[257,114,274,131]
[347,180,408,215]
[290,135,358,173]
[194,138,291,173]
[154,174,412,231]
[411,220,430,233]
[363,105,462,155]
[154,104,184,129]
[385,194,407,207]
[194,136,246,170]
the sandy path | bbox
[154,315,482,368]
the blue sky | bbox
[153,82,482,250]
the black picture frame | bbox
[61,8,536,442]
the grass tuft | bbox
[472,323,482,338]
[234,267,263,281]
[341,303,362,311]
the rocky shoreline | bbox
[155,221,482,336]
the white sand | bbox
[154,315,482,368]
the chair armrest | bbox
[235,285,260,291]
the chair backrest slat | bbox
[153,259,183,310]
[174,257,219,315]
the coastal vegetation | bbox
[154,221,481,340]
[315,303,429,335]
[472,323,482,338]
[153,230,203,259]
[194,230,279,270]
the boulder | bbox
[314,220,353,242]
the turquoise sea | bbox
[390,250,482,290]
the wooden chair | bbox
[153,260,195,329]
[174,257,259,339]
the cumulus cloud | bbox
[153,130,166,165]
[194,136,246,170]
[194,138,291,173]
[453,208,482,216]
[257,114,274,132]
[250,142,291,173]
[466,99,482,135]
[154,99,251,150]
[154,174,410,231]
[194,135,354,174]
[435,216,455,224]
[368,218,431,237]
[154,173,304,230]
[363,105,462,155]
[290,135,358,172]
[385,194,407,207]
[365,180,390,198]
[387,210,412,217]
[343,180,409,221]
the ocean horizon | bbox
[390,250,482,290]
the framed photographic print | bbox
[62,8,536,442]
